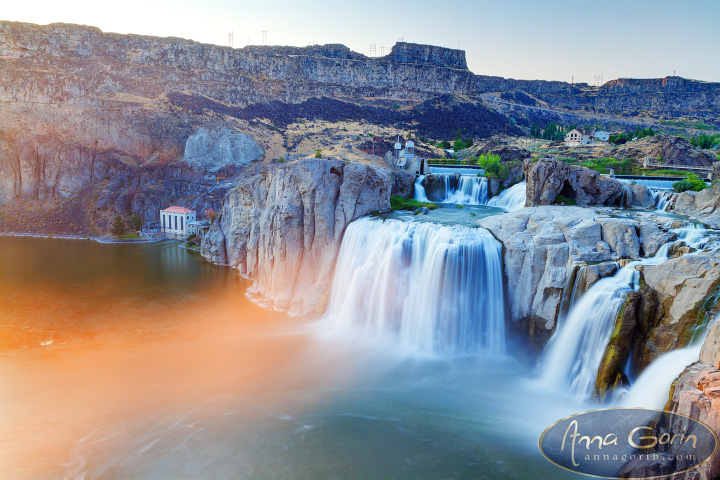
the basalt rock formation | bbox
[670,183,720,228]
[201,158,401,315]
[476,207,675,347]
[1,20,719,233]
[667,323,720,480]
[523,158,626,207]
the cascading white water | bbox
[414,175,430,202]
[445,175,489,204]
[414,174,489,204]
[621,342,704,409]
[325,217,506,355]
[487,182,526,211]
[540,262,642,399]
[541,227,714,400]
[414,175,526,209]
[428,166,484,175]
[653,190,673,211]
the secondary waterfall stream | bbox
[540,226,716,401]
[414,174,526,210]
[324,217,506,355]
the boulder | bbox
[626,183,655,208]
[671,182,720,228]
[700,321,720,368]
[523,158,624,207]
[636,251,720,368]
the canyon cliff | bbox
[201,158,407,315]
[2,21,719,234]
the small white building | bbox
[564,128,594,147]
[161,206,196,239]
[594,130,610,142]
[187,220,210,238]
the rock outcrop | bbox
[667,324,720,480]
[183,128,263,172]
[635,252,720,368]
[477,207,675,345]
[201,158,395,315]
[613,134,717,167]
[670,183,720,228]
[523,158,625,207]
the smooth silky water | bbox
[0,236,584,479]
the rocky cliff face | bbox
[667,322,720,480]
[201,158,401,315]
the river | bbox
[0,236,584,479]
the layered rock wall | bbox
[201,158,396,315]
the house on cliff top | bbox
[565,128,594,146]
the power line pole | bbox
[261,30,267,45]
[370,44,376,57]
[228,31,233,48]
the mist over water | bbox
[0,236,582,479]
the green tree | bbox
[498,164,510,180]
[673,173,708,193]
[315,149,323,158]
[453,138,466,151]
[111,215,128,237]
[455,128,462,141]
[129,214,143,231]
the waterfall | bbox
[653,190,673,211]
[414,174,489,205]
[446,175,489,204]
[414,176,526,209]
[324,217,506,355]
[540,227,714,400]
[414,175,430,202]
[487,182,526,211]
[540,262,643,399]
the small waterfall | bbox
[325,217,506,355]
[446,175,489,204]
[653,190,673,211]
[487,182,526,211]
[541,227,714,400]
[414,176,527,209]
[540,263,642,399]
[622,317,718,409]
[414,175,430,202]
[414,174,489,205]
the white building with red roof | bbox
[161,206,196,239]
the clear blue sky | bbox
[4,0,719,83]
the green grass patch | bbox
[390,196,438,211]
[118,232,141,239]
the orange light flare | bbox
[0,283,359,479]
